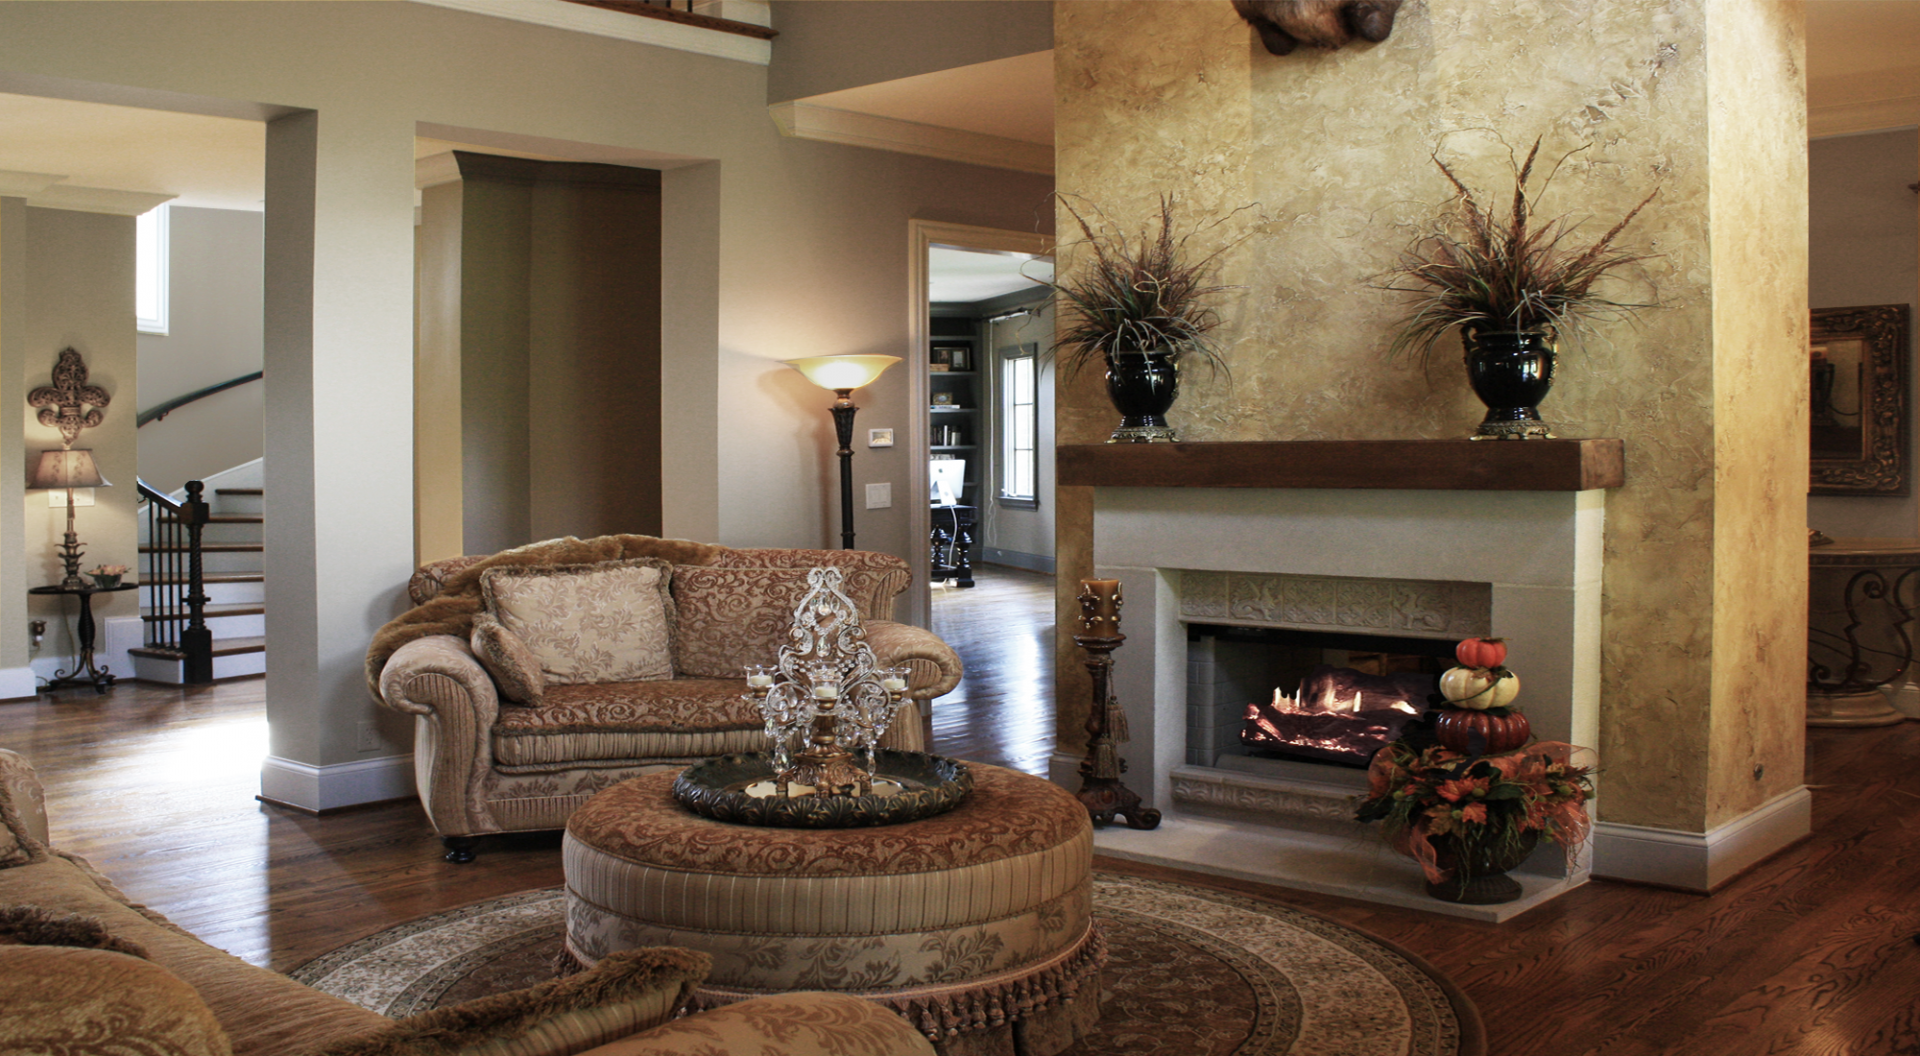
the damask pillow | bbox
[0,945,233,1056]
[481,559,675,686]
[470,612,547,706]
[0,905,149,958]
[670,565,892,679]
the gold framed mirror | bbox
[1811,304,1909,496]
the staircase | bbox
[131,485,267,683]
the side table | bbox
[1807,538,1920,726]
[29,582,138,694]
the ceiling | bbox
[0,4,1911,215]
[928,245,1050,304]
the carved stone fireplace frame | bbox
[1058,439,1622,920]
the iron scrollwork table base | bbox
[30,582,139,694]
[1807,539,1920,727]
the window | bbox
[998,345,1038,508]
[136,204,169,335]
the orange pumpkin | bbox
[1455,637,1508,669]
[1434,708,1531,755]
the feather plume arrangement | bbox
[1378,138,1659,365]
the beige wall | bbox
[19,207,140,679]
[137,206,266,494]
[1053,0,1807,834]
[0,1,1052,799]
[766,0,1052,102]
[0,199,27,689]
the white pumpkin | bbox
[1437,666,1520,711]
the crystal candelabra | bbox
[742,566,911,797]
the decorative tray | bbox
[672,749,973,828]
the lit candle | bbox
[882,675,908,693]
[747,671,774,689]
[1078,578,1123,635]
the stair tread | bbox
[139,543,262,553]
[140,604,263,622]
[215,488,263,495]
[130,636,265,659]
[142,573,263,584]
[154,514,263,524]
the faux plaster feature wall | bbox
[1053,0,1807,833]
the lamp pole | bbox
[829,388,858,549]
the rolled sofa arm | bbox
[376,635,504,837]
[864,620,963,702]
[0,748,50,848]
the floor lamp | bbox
[786,354,900,550]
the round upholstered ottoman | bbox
[562,764,1101,1056]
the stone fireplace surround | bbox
[1055,440,1617,921]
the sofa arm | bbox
[865,620,963,702]
[576,993,937,1056]
[0,748,50,848]
[305,947,710,1056]
[376,635,503,838]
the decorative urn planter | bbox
[1464,329,1556,440]
[1426,828,1540,904]
[1105,351,1181,443]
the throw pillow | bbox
[0,905,149,958]
[0,945,233,1056]
[471,612,547,706]
[303,947,708,1056]
[481,559,675,686]
[670,565,892,679]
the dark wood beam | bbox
[1056,438,1626,492]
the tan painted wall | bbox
[1053,0,1807,832]
[20,207,139,677]
[415,180,464,565]
[0,199,27,684]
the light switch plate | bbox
[867,428,895,448]
[865,482,893,509]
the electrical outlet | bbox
[357,720,382,752]
[865,482,892,509]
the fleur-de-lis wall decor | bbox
[28,348,110,449]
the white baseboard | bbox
[1592,786,1812,892]
[0,666,36,700]
[259,754,415,812]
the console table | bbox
[1807,538,1920,727]
[29,582,137,694]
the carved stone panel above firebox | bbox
[1179,570,1490,640]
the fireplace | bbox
[1056,440,1620,920]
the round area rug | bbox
[291,873,1482,1056]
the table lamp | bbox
[30,448,109,589]
[785,354,899,549]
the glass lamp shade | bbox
[29,449,108,489]
[785,355,901,393]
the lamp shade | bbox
[785,355,901,392]
[29,449,108,489]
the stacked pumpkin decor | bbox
[1433,636,1530,755]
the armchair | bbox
[368,535,963,861]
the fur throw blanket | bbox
[364,534,728,699]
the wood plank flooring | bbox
[2,573,1916,1055]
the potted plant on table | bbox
[1377,137,1659,440]
[1041,194,1249,443]
[88,564,130,589]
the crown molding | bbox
[1810,93,1920,139]
[769,102,1053,176]
[28,186,176,217]
[409,0,770,65]
[0,170,66,198]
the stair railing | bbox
[137,478,213,684]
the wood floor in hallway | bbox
[2,575,1915,1055]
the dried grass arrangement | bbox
[1379,138,1659,364]
[1040,194,1252,381]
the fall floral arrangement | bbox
[89,564,130,577]
[1356,739,1594,888]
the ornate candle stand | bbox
[742,566,911,797]
[1072,579,1160,829]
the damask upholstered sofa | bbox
[0,748,937,1056]
[368,534,963,861]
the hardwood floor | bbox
[3,584,1917,1054]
